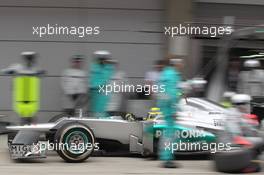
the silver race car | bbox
[6,98,263,163]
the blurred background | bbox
[0,0,263,123]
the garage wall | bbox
[194,2,264,29]
[0,0,165,122]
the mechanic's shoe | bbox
[163,161,178,168]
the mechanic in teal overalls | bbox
[157,57,182,168]
[89,50,115,118]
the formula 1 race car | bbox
[7,109,217,162]
[6,98,264,163]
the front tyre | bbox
[54,123,95,163]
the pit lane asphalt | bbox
[0,135,263,175]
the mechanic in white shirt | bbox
[61,55,87,115]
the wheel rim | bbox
[64,129,89,155]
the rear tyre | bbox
[54,122,95,163]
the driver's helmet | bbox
[145,107,162,121]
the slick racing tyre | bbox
[54,122,95,163]
[214,148,253,173]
